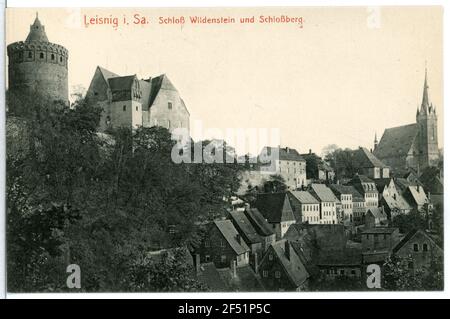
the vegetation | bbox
[6,96,242,292]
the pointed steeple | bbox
[421,68,430,112]
[25,13,49,42]
[373,132,378,151]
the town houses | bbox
[189,69,443,291]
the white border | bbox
[1,0,449,299]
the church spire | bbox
[421,67,430,113]
[373,132,378,151]
[25,13,49,42]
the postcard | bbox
[4,6,443,294]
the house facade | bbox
[254,193,296,239]
[287,190,321,224]
[259,146,307,189]
[197,220,250,269]
[309,184,339,224]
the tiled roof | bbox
[373,123,418,160]
[406,186,429,206]
[310,184,339,202]
[98,66,119,82]
[382,195,412,211]
[261,146,305,162]
[315,247,362,266]
[214,220,250,255]
[229,211,261,244]
[288,191,319,204]
[271,240,309,287]
[373,178,392,193]
[351,147,387,168]
[361,227,397,234]
[244,207,274,237]
[329,184,359,198]
[392,229,425,254]
[366,207,387,220]
[255,193,296,223]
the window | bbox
[168,102,173,110]
[60,56,63,62]
[205,255,210,262]
[413,244,419,252]
[263,270,268,278]
[221,255,226,263]
[339,269,345,275]
[269,254,273,261]
[408,262,414,269]
[204,240,210,248]
[220,240,225,248]
[28,51,32,58]
[40,52,44,59]
[423,243,428,252]
[136,106,139,111]
[123,105,126,111]
[275,271,281,279]
[51,53,55,60]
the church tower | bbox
[416,68,439,169]
[7,13,69,111]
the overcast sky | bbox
[6,7,443,156]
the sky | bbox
[6,7,443,156]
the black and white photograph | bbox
[2,4,446,298]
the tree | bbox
[7,96,244,292]
[392,209,427,234]
[382,254,443,291]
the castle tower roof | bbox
[25,13,49,42]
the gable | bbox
[374,123,418,161]
[86,67,111,102]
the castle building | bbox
[85,66,190,133]
[7,14,69,106]
[373,70,439,174]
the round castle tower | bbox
[7,14,69,104]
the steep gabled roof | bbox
[98,66,120,83]
[288,191,319,204]
[229,210,262,244]
[261,147,305,162]
[244,207,274,237]
[366,207,387,220]
[270,240,309,287]
[149,74,178,106]
[310,184,339,202]
[406,185,429,206]
[374,123,418,160]
[254,193,295,223]
[108,75,136,91]
[392,229,443,254]
[214,220,250,255]
[352,147,387,168]
[373,178,393,193]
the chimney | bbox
[231,260,237,278]
[285,147,290,153]
[309,149,312,154]
[244,203,250,211]
[284,241,290,261]
[253,252,259,274]
[195,254,201,273]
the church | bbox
[373,70,439,175]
